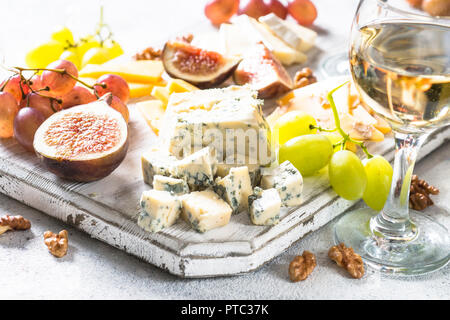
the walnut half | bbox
[0,215,31,235]
[44,230,69,258]
[289,250,317,282]
[294,67,317,89]
[328,243,364,279]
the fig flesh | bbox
[162,40,240,89]
[33,101,129,182]
[233,42,293,99]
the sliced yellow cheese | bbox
[79,60,164,84]
[136,100,165,135]
[151,86,170,107]
[166,79,199,94]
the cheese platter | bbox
[0,2,448,278]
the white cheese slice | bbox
[261,160,303,207]
[181,189,232,233]
[248,187,281,226]
[259,13,317,52]
[214,166,253,214]
[231,15,307,65]
[138,190,181,233]
[153,175,189,195]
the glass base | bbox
[334,208,450,276]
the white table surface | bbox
[0,0,449,300]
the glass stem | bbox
[370,131,429,241]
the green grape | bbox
[25,40,65,69]
[279,134,333,176]
[105,40,124,59]
[60,49,80,69]
[81,47,110,67]
[362,156,393,211]
[272,110,317,145]
[329,150,367,200]
[51,26,74,46]
[76,36,101,58]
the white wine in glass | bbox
[334,0,450,275]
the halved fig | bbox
[33,101,129,182]
[162,40,240,89]
[233,42,293,99]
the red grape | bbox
[1,75,30,102]
[238,0,270,19]
[20,93,61,119]
[94,74,130,103]
[29,74,43,91]
[287,0,317,26]
[0,91,20,138]
[264,0,288,19]
[407,0,423,8]
[204,0,239,25]
[41,60,78,97]
[13,107,46,152]
[61,86,97,109]
[100,93,129,123]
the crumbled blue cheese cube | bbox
[260,161,303,207]
[248,187,281,226]
[138,190,181,233]
[153,175,189,195]
[172,147,216,190]
[215,155,261,187]
[214,166,253,214]
[141,147,178,185]
[181,190,232,233]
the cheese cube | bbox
[138,190,181,232]
[153,175,189,195]
[181,190,232,233]
[136,100,165,135]
[151,86,170,107]
[215,156,261,187]
[214,166,252,214]
[261,161,303,207]
[141,147,178,185]
[160,86,274,166]
[248,187,281,226]
[172,147,217,190]
[167,79,199,94]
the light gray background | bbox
[0,0,449,299]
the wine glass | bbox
[333,0,450,275]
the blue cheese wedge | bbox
[248,187,281,226]
[153,175,189,195]
[181,190,232,233]
[138,190,181,233]
[141,147,178,185]
[214,166,253,214]
[172,147,216,190]
[260,161,303,207]
[160,86,274,166]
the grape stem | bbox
[12,67,106,90]
[313,81,374,159]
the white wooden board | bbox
[0,90,448,277]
